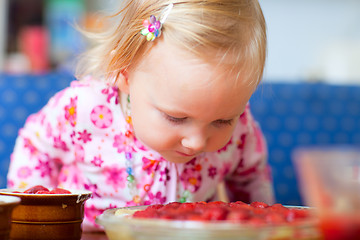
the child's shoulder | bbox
[233,104,254,132]
[49,76,119,107]
[70,75,113,92]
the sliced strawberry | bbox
[248,216,266,226]
[49,188,71,194]
[227,209,252,222]
[202,207,228,221]
[286,208,310,221]
[147,204,163,210]
[207,201,228,207]
[161,202,181,210]
[229,201,247,207]
[35,190,51,194]
[265,212,286,224]
[178,202,196,211]
[186,213,204,221]
[250,201,269,208]
[23,185,49,194]
[131,201,313,224]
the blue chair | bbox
[0,73,74,188]
[250,82,360,205]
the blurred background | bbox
[0,0,359,83]
[0,0,121,75]
[260,0,360,85]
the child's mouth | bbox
[175,151,197,157]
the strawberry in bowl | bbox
[20,185,72,194]
[0,185,91,240]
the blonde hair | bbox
[76,0,266,86]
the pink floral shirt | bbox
[7,77,274,231]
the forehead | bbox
[130,39,255,116]
[134,39,249,87]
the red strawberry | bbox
[268,203,289,212]
[35,190,51,194]
[133,210,153,218]
[49,188,71,194]
[227,209,251,222]
[147,204,163,210]
[24,185,49,194]
[186,213,204,221]
[161,202,181,210]
[229,201,247,208]
[268,203,290,218]
[250,201,269,208]
[286,208,310,221]
[178,202,196,211]
[207,201,228,207]
[248,216,266,226]
[202,207,228,221]
[265,212,286,224]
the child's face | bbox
[121,39,256,164]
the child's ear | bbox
[116,70,130,94]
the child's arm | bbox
[224,106,275,204]
[7,86,76,190]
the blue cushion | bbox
[250,82,360,205]
[0,73,74,188]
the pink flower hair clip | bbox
[140,3,174,41]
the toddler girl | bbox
[7,0,274,231]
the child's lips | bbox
[175,151,197,157]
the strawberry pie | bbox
[132,201,312,225]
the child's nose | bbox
[181,132,208,152]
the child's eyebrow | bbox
[156,105,189,117]
[158,105,243,121]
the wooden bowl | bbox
[0,195,21,240]
[0,189,91,240]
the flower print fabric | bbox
[90,105,113,128]
[7,76,274,231]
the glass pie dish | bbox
[96,205,321,240]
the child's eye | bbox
[213,119,234,127]
[163,113,187,124]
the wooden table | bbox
[81,232,109,240]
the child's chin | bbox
[162,153,196,164]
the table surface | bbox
[81,232,108,240]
